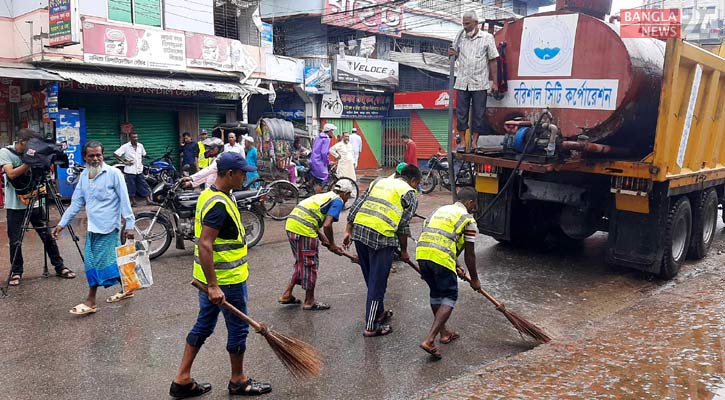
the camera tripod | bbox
[1,170,84,297]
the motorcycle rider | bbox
[181,138,225,189]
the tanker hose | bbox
[546,123,559,157]
[476,110,551,222]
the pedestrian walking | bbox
[329,131,357,181]
[1,129,76,287]
[416,187,481,359]
[242,135,260,187]
[181,138,224,189]
[402,134,418,167]
[169,152,272,398]
[309,123,335,193]
[52,141,136,315]
[224,132,245,158]
[114,132,151,207]
[197,129,210,171]
[343,164,422,337]
[448,10,499,151]
[278,180,355,311]
[350,127,363,168]
[180,132,199,174]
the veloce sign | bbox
[334,55,398,86]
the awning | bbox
[0,65,64,81]
[43,68,270,95]
[390,52,449,76]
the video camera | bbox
[22,137,69,171]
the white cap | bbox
[242,135,255,143]
[333,179,355,193]
[351,128,357,133]
[323,123,337,132]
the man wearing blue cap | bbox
[170,152,272,398]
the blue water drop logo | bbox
[534,47,561,60]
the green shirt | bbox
[0,146,27,210]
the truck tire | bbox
[660,197,692,279]
[688,189,718,260]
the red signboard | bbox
[322,0,403,37]
[620,8,681,39]
[394,91,456,110]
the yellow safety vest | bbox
[193,188,249,285]
[415,204,476,272]
[286,191,340,238]
[198,141,210,169]
[353,177,414,237]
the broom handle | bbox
[191,280,263,331]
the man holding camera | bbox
[0,129,75,286]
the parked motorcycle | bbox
[146,148,178,186]
[420,152,474,194]
[133,180,268,259]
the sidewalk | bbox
[422,251,725,400]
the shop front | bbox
[394,90,456,165]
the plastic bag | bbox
[116,240,153,292]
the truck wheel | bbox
[660,197,692,279]
[688,189,718,260]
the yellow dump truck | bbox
[459,24,724,278]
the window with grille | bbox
[108,0,162,27]
[214,0,239,40]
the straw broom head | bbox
[255,323,323,379]
[494,303,551,344]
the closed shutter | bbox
[410,110,450,160]
[321,119,353,133]
[60,92,123,160]
[198,111,227,135]
[128,108,179,167]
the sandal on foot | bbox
[69,303,97,315]
[56,268,76,279]
[228,378,272,396]
[106,292,134,303]
[302,302,330,311]
[363,324,393,337]
[419,343,443,359]
[439,332,460,344]
[169,379,212,399]
[277,296,302,305]
[8,274,20,286]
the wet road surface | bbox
[0,193,723,399]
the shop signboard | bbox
[334,55,398,86]
[394,90,456,110]
[277,109,305,119]
[265,54,304,84]
[55,108,85,198]
[185,33,258,79]
[49,0,80,47]
[260,22,273,55]
[320,90,391,119]
[304,64,332,94]
[82,21,186,71]
[46,82,59,120]
[322,0,403,37]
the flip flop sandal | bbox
[169,379,212,399]
[302,302,330,311]
[106,292,134,303]
[363,324,393,337]
[56,268,76,279]
[375,309,394,324]
[69,303,97,315]
[277,296,302,305]
[440,332,460,344]
[419,344,443,359]
[8,274,21,286]
[228,378,272,396]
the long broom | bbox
[402,259,551,344]
[191,280,323,379]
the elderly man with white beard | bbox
[52,141,137,316]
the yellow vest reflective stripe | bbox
[198,142,210,168]
[415,204,475,272]
[353,177,414,237]
[193,189,249,285]
[285,191,339,237]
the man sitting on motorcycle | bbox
[181,138,225,189]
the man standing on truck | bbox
[448,10,499,152]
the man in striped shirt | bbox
[448,10,499,152]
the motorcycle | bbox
[420,152,474,194]
[145,148,178,187]
[133,180,268,259]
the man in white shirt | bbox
[448,10,499,152]
[349,127,363,168]
[224,132,245,158]
[114,132,150,207]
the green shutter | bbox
[198,111,227,135]
[128,108,179,167]
[322,119,353,133]
[60,92,123,161]
[108,0,133,23]
[134,0,162,27]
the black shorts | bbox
[418,259,458,307]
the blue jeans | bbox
[186,281,250,354]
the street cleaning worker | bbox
[197,129,210,171]
[170,152,272,398]
[416,186,481,359]
[343,164,422,337]
[277,179,355,310]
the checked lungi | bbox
[287,231,319,290]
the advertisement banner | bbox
[304,64,332,94]
[46,82,59,119]
[334,55,398,86]
[185,33,258,78]
[82,21,186,71]
[265,54,304,83]
[394,90,456,110]
[320,90,391,119]
[260,22,273,55]
[276,109,305,119]
[322,0,403,37]
[55,109,85,198]
[49,0,80,47]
